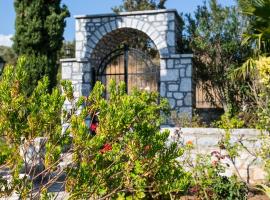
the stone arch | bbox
[61,10,193,125]
[85,18,168,59]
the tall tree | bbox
[112,0,167,12]
[13,0,70,91]
[186,0,251,113]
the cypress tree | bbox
[13,0,70,91]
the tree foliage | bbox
[186,0,251,113]
[13,0,70,90]
[112,0,167,12]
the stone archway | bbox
[61,9,193,124]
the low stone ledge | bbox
[162,127,267,184]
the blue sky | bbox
[0,0,235,46]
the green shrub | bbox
[66,81,191,199]
[191,155,248,200]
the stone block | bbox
[137,21,144,30]
[148,15,155,22]
[180,68,186,77]
[167,31,175,46]
[105,23,112,33]
[168,84,178,91]
[180,78,192,92]
[177,100,183,106]
[181,58,192,64]
[156,14,165,21]
[124,18,132,27]
[62,66,72,79]
[175,63,186,68]
[72,62,80,73]
[72,73,83,81]
[186,64,192,77]
[92,18,101,23]
[173,92,184,99]
[167,13,175,21]
[184,93,192,106]
[142,23,150,33]
[167,92,173,98]
[83,73,91,83]
[76,31,84,41]
[160,69,179,81]
[168,21,175,31]
[167,59,174,69]
[102,17,109,23]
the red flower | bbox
[90,122,98,132]
[100,143,112,154]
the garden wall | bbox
[163,127,267,184]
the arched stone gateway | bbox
[61,9,193,124]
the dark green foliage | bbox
[186,0,252,114]
[13,0,70,90]
[112,0,167,12]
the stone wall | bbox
[163,127,267,184]
[160,55,193,119]
[61,9,193,125]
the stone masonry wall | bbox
[61,10,193,124]
[160,55,193,119]
[163,127,267,184]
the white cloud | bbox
[0,34,13,47]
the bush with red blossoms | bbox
[66,80,191,199]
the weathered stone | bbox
[168,84,178,91]
[186,64,192,77]
[76,32,84,41]
[180,68,185,77]
[156,14,165,21]
[167,31,175,46]
[62,66,72,79]
[184,93,192,106]
[160,69,179,81]
[160,82,166,96]
[167,59,174,69]
[181,58,192,64]
[177,100,183,106]
[180,78,192,92]
[173,92,184,99]
[167,92,173,98]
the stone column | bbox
[160,54,193,124]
